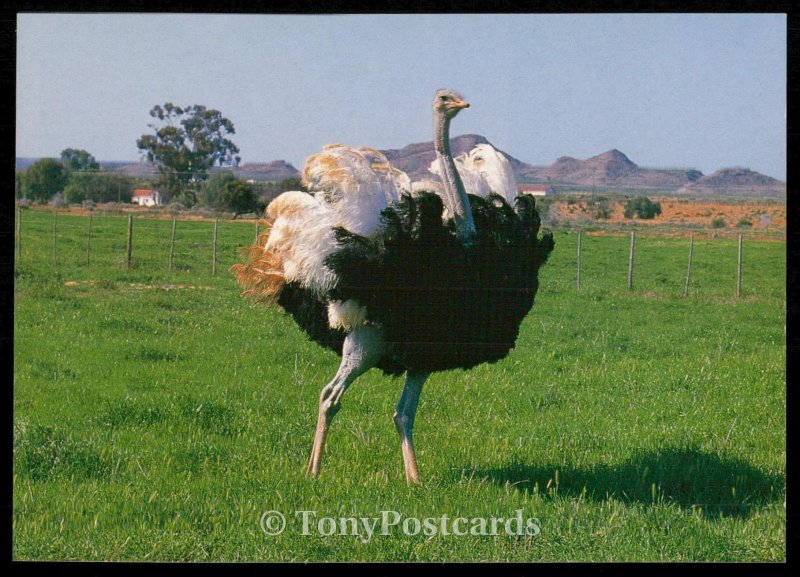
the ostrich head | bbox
[431,89,476,243]
[433,89,470,119]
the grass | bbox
[13,209,786,561]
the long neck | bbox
[434,112,476,244]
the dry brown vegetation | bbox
[551,196,785,237]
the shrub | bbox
[711,216,726,229]
[590,196,613,220]
[50,193,67,208]
[623,196,662,219]
[174,189,197,208]
[736,218,753,228]
[199,170,237,208]
[220,180,264,218]
[594,206,612,220]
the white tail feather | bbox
[302,144,408,235]
[428,143,516,202]
[327,299,369,331]
[266,191,339,295]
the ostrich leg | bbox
[307,325,384,478]
[393,372,429,485]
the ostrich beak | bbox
[453,100,470,109]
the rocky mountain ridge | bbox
[16,138,785,197]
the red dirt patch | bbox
[552,197,785,237]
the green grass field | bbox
[13,209,785,561]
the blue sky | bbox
[16,13,787,180]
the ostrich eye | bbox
[440,95,448,101]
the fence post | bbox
[126,214,133,270]
[683,234,694,297]
[576,229,582,290]
[86,213,93,266]
[737,234,743,298]
[16,205,21,259]
[255,222,260,244]
[212,218,218,276]
[627,231,635,291]
[52,210,58,268]
[168,217,177,272]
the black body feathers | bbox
[274,192,554,375]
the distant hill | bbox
[381,142,783,197]
[676,167,786,197]
[518,149,704,189]
[104,160,301,182]
[223,160,300,181]
[15,158,134,171]
[109,161,302,182]
[16,145,784,197]
[15,157,41,170]
[105,162,158,178]
[379,139,707,191]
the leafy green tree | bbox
[60,148,99,171]
[15,171,26,199]
[174,189,198,208]
[102,174,134,203]
[64,172,133,204]
[199,170,238,207]
[624,196,662,219]
[219,180,263,218]
[136,103,240,201]
[63,178,89,204]
[24,158,68,202]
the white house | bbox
[517,184,554,197]
[132,189,162,207]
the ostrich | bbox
[233,89,554,485]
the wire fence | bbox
[13,207,786,302]
[14,208,260,279]
[552,229,784,301]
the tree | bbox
[136,103,241,201]
[15,171,25,199]
[64,172,133,204]
[63,176,91,204]
[219,180,263,218]
[169,190,193,209]
[623,196,662,219]
[199,170,238,208]
[60,148,99,171]
[24,158,68,202]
